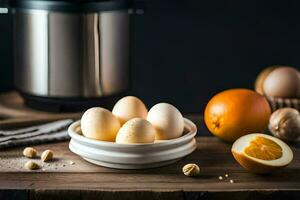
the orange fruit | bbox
[204,89,271,142]
[232,133,293,173]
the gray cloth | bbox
[0,119,73,149]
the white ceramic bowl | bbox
[68,118,197,169]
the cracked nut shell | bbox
[23,147,37,158]
[41,150,54,162]
[182,163,200,177]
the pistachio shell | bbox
[41,150,54,162]
[269,108,300,142]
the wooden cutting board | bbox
[0,91,82,128]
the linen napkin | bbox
[0,119,73,149]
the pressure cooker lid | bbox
[10,0,132,12]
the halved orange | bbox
[232,133,293,174]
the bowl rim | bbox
[69,137,197,164]
[68,118,197,148]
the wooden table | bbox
[0,92,299,199]
[0,92,81,128]
[0,137,299,200]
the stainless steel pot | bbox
[0,0,142,111]
[14,8,129,98]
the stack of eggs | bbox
[255,66,300,111]
[81,96,185,143]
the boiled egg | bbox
[112,96,148,125]
[147,103,184,140]
[116,118,156,144]
[81,107,120,142]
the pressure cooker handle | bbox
[0,0,9,14]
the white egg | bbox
[112,96,148,125]
[116,118,156,144]
[81,107,120,142]
[147,103,184,140]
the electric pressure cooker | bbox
[0,0,142,111]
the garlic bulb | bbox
[269,108,300,142]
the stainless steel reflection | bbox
[14,9,129,98]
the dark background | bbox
[1,0,300,113]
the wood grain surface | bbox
[0,92,82,128]
[0,91,299,199]
[0,137,299,200]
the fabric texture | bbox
[0,119,73,149]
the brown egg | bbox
[254,66,277,95]
[263,67,300,98]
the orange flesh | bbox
[244,136,282,160]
